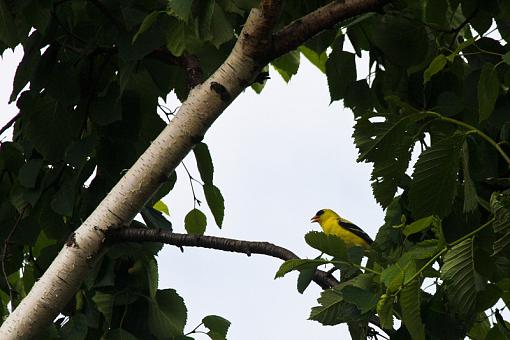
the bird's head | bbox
[311,209,339,225]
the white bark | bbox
[0,8,273,339]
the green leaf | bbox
[61,313,88,340]
[167,0,193,22]
[92,291,114,325]
[184,208,207,235]
[18,159,43,189]
[326,49,356,102]
[309,288,360,325]
[467,313,490,340]
[305,231,348,260]
[148,289,187,338]
[376,293,393,329]
[203,315,231,340]
[153,200,169,215]
[403,216,440,237]
[297,267,315,294]
[381,254,416,293]
[193,142,214,184]
[441,238,479,317]
[503,51,510,65]
[274,258,327,279]
[10,32,42,103]
[342,286,378,314]
[0,0,19,48]
[141,206,173,230]
[272,50,300,82]
[423,54,447,84]
[132,11,164,44]
[210,4,234,48]
[478,63,500,122]
[405,239,439,259]
[299,46,327,73]
[354,112,428,207]
[165,19,187,57]
[400,280,425,340]
[491,192,510,254]
[409,133,466,218]
[146,258,159,299]
[203,184,224,227]
[197,0,216,40]
[50,178,76,216]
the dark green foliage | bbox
[1,0,510,339]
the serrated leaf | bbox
[184,208,207,235]
[467,313,490,340]
[405,239,439,259]
[403,216,440,237]
[203,184,224,227]
[326,49,356,102]
[203,315,230,340]
[193,142,214,184]
[272,50,300,82]
[400,280,425,340]
[354,112,428,207]
[423,54,447,84]
[299,46,327,73]
[167,0,193,22]
[309,288,360,325]
[153,200,169,215]
[441,238,479,317]
[274,258,327,279]
[381,254,416,293]
[478,63,500,122]
[376,294,393,329]
[409,134,466,218]
[148,289,187,338]
[342,286,378,314]
[92,291,114,325]
[490,192,510,254]
[305,231,348,260]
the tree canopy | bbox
[0,0,510,339]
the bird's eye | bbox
[316,210,324,216]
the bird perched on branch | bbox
[311,209,373,248]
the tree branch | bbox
[269,0,388,60]
[108,228,389,333]
[106,228,339,289]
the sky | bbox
[1,47,384,338]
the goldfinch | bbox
[311,209,373,248]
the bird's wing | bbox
[337,218,374,245]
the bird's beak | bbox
[311,215,320,223]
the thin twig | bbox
[2,207,27,306]
[181,162,201,207]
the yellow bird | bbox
[311,209,373,248]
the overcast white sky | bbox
[1,48,384,339]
